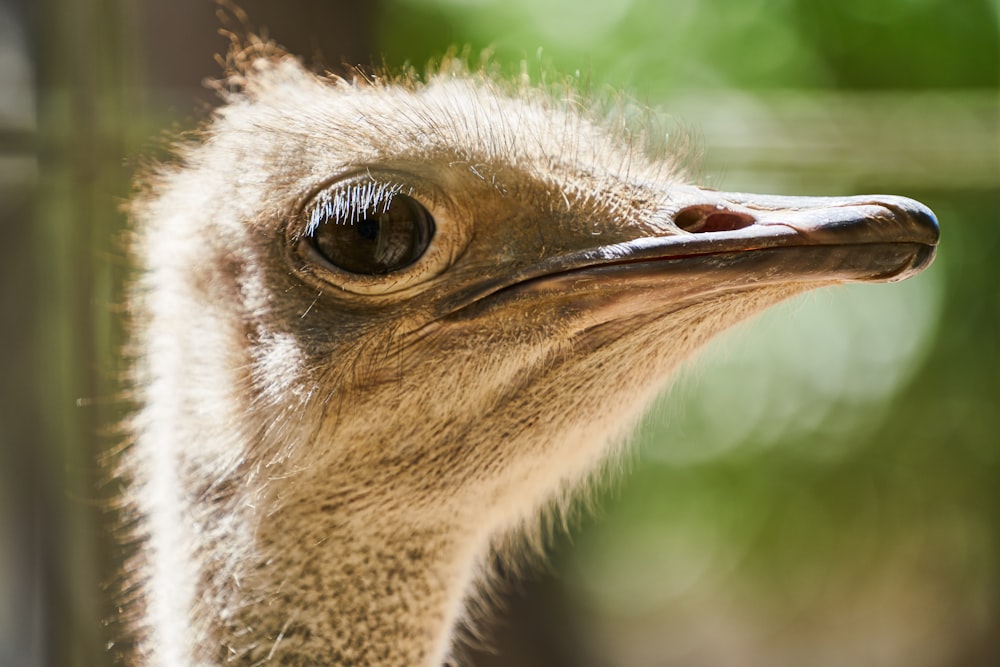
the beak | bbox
[436,189,939,334]
[493,191,938,299]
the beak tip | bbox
[880,195,941,246]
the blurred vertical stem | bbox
[34,0,138,665]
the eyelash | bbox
[305,180,414,236]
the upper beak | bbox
[641,190,938,282]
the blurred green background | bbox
[1,0,997,665]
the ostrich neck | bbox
[185,493,481,666]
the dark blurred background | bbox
[1,0,997,665]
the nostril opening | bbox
[674,205,757,233]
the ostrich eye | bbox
[307,191,435,275]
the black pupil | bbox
[357,218,380,241]
[309,193,434,275]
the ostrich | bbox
[121,39,939,666]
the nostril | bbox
[675,205,757,233]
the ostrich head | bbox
[123,41,938,666]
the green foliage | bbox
[380,0,998,91]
